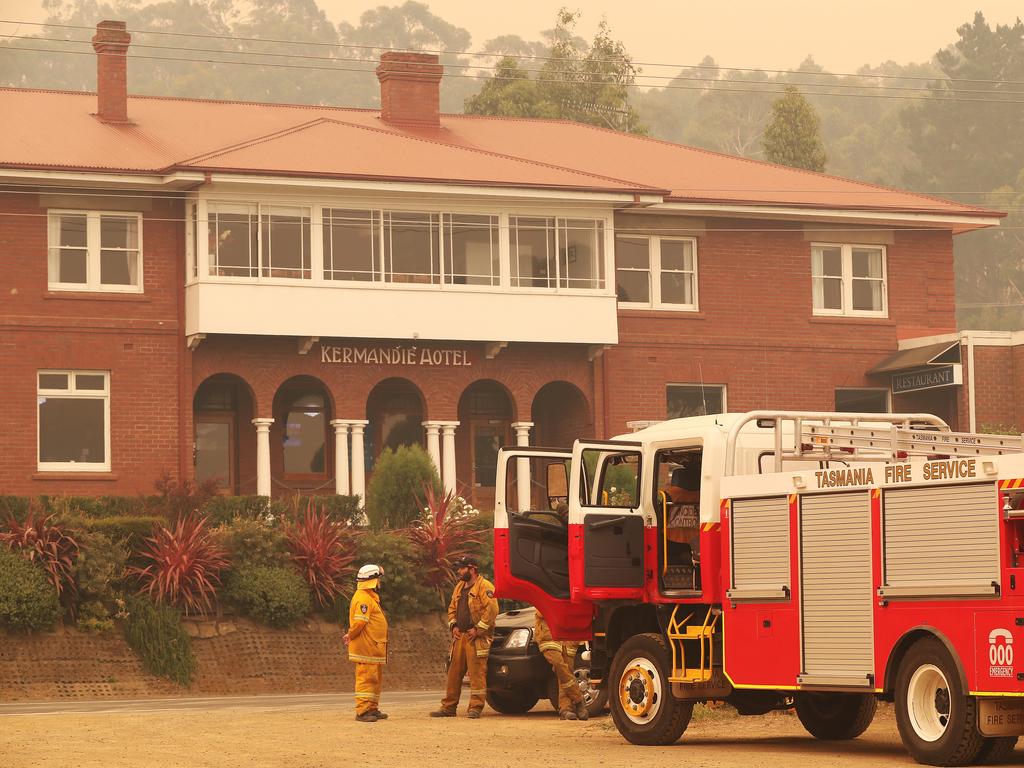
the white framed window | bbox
[37,370,111,472]
[47,211,142,292]
[383,211,441,284]
[510,216,605,290]
[261,205,311,279]
[835,388,890,413]
[667,384,726,419]
[323,208,381,281]
[811,243,887,317]
[205,203,311,279]
[208,202,258,278]
[443,214,499,286]
[615,235,698,310]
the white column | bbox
[330,420,351,496]
[439,421,459,495]
[423,421,442,476]
[252,418,274,497]
[512,421,534,513]
[349,420,369,505]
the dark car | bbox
[486,606,606,716]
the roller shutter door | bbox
[799,491,874,687]
[729,496,790,601]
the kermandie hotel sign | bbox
[317,344,472,367]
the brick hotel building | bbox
[0,21,1009,507]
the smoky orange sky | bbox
[0,0,1021,73]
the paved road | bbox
[0,690,441,716]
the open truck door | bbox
[494,447,593,640]
[568,440,646,603]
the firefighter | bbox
[535,611,588,720]
[429,555,498,719]
[343,564,388,722]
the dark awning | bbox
[868,340,960,375]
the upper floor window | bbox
[384,211,441,284]
[37,370,110,471]
[511,216,605,290]
[811,244,887,317]
[615,235,697,310]
[323,208,380,282]
[48,211,142,292]
[207,203,311,279]
[444,214,499,286]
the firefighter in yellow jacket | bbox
[535,611,588,720]
[430,555,498,719]
[343,564,388,722]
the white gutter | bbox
[0,168,205,188]
[652,201,1003,230]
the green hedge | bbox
[348,531,439,621]
[0,548,61,632]
[225,565,311,628]
[123,596,195,686]
[365,446,441,530]
[66,516,163,549]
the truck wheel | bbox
[895,637,984,766]
[975,736,1018,765]
[486,690,539,715]
[575,663,608,717]
[609,633,693,745]
[795,691,877,740]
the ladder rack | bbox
[724,411,1024,475]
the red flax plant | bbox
[130,513,228,616]
[1,509,79,600]
[285,501,355,608]
[407,485,483,601]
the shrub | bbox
[71,530,128,623]
[77,600,115,633]
[309,495,362,527]
[285,502,355,608]
[0,547,61,632]
[201,496,283,527]
[123,596,195,686]
[219,517,288,570]
[366,445,442,529]
[69,516,162,549]
[0,496,31,524]
[407,485,483,598]
[131,514,229,616]
[150,473,220,518]
[225,565,311,628]
[43,495,148,519]
[351,531,438,621]
[1,509,79,600]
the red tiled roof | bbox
[0,87,1001,222]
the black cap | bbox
[453,555,478,569]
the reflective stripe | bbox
[349,654,387,664]
[352,616,370,623]
[448,620,456,629]
[559,680,577,691]
[469,689,487,695]
[354,692,380,701]
[475,650,489,657]
[538,642,563,653]
[476,621,489,630]
[566,647,577,656]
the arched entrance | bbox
[366,378,426,476]
[193,374,256,495]
[531,381,592,448]
[272,376,333,493]
[457,380,514,510]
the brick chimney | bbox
[376,52,443,128]
[92,20,131,124]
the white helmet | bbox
[357,564,383,586]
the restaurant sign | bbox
[891,364,962,394]
[319,344,472,367]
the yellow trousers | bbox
[441,634,489,713]
[541,644,582,712]
[355,663,383,715]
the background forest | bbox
[2,2,1023,329]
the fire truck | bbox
[493,411,1024,766]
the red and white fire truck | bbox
[493,411,1024,766]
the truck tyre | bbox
[794,691,877,740]
[975,736,1018,765]
[609,633,693,746]
[895,637,984,766]
[486,690,539,715]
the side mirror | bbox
[546,462,568,510]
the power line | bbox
[1,17,1015,88]
[6,32,1024,98]
[6,43,1024,106]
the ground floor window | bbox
[667,384,726,419]
[37,370,110,471]
[835,388,890,413]
[278,387,328,477]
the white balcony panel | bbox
[185,282,619,344]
